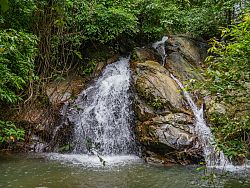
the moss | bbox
[131,49,140,62]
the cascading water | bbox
[152,36,232,168]
[49,57,140,167]
[171,73,250,171]
[67,57,136,156]
[152,36,168,66]
[170,75,230,167]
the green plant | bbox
[82,60,97,76]
[195,11,250,161]
[0,29,37,103]
[211,113,249,160]
[58,143,74,153]
[85,137,106,166]
[0,120,25,144]
[150,98,164,110]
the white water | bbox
[152,36,168,66]
[171,75,250,172]
[170,75,230,167]
[67,57,136,157]
[48,153,141,168]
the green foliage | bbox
[82,60,97,76]
[65,0,138,43]
[0,0,36,30]
[205,15,250,96]
[2,0,243,51]
[197,12,250,161]
[0,0,9,12]
[150,98,164,110]
[58,143,74,153]
[0,120,25,144]
[0,29,37,103]
[1,0,245,80]
[211,113,249,160]
[133,0,183,39]
[132,0,245,38]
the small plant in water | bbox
[85,137,106,166]
[58,143,74,153]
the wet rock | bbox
[14,75,87,152]
[164,35,207,82]
[135,97,156,122]
[134,47,161,63]
[132,36,206,164]
[93,55,120,77]
[167,35,208,65]
[136,113,197,152]
[166,52,204,81]
[152,113,195,151]
[46,75,86,105]
[134,60,185,112]
[29,135,48,152]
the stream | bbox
[0,153,249,188]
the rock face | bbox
[15,75,87,152]
[132,35,207,165]
[165,35,207,81]
[135,61,183,112]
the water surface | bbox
[0,154,249,188]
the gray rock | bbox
[134,60,184,112]
[132,36,206,164]
[154,115,195,150]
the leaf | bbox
[0,0,9,12]
[74,51,83,60]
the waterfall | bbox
[170,75,230,167]
[152,36,168,66]
[67,57,136,156]
[170,76,250,171]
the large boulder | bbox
[167,35,208,65]
[132,60,203,164]
[132,35,206,165]
[14,75,87,152]
[46,75,87,105]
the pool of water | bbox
[0,153,249,188]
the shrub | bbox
[0,120,25,145]
[196,12,250,161]
[0,29,37,103]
